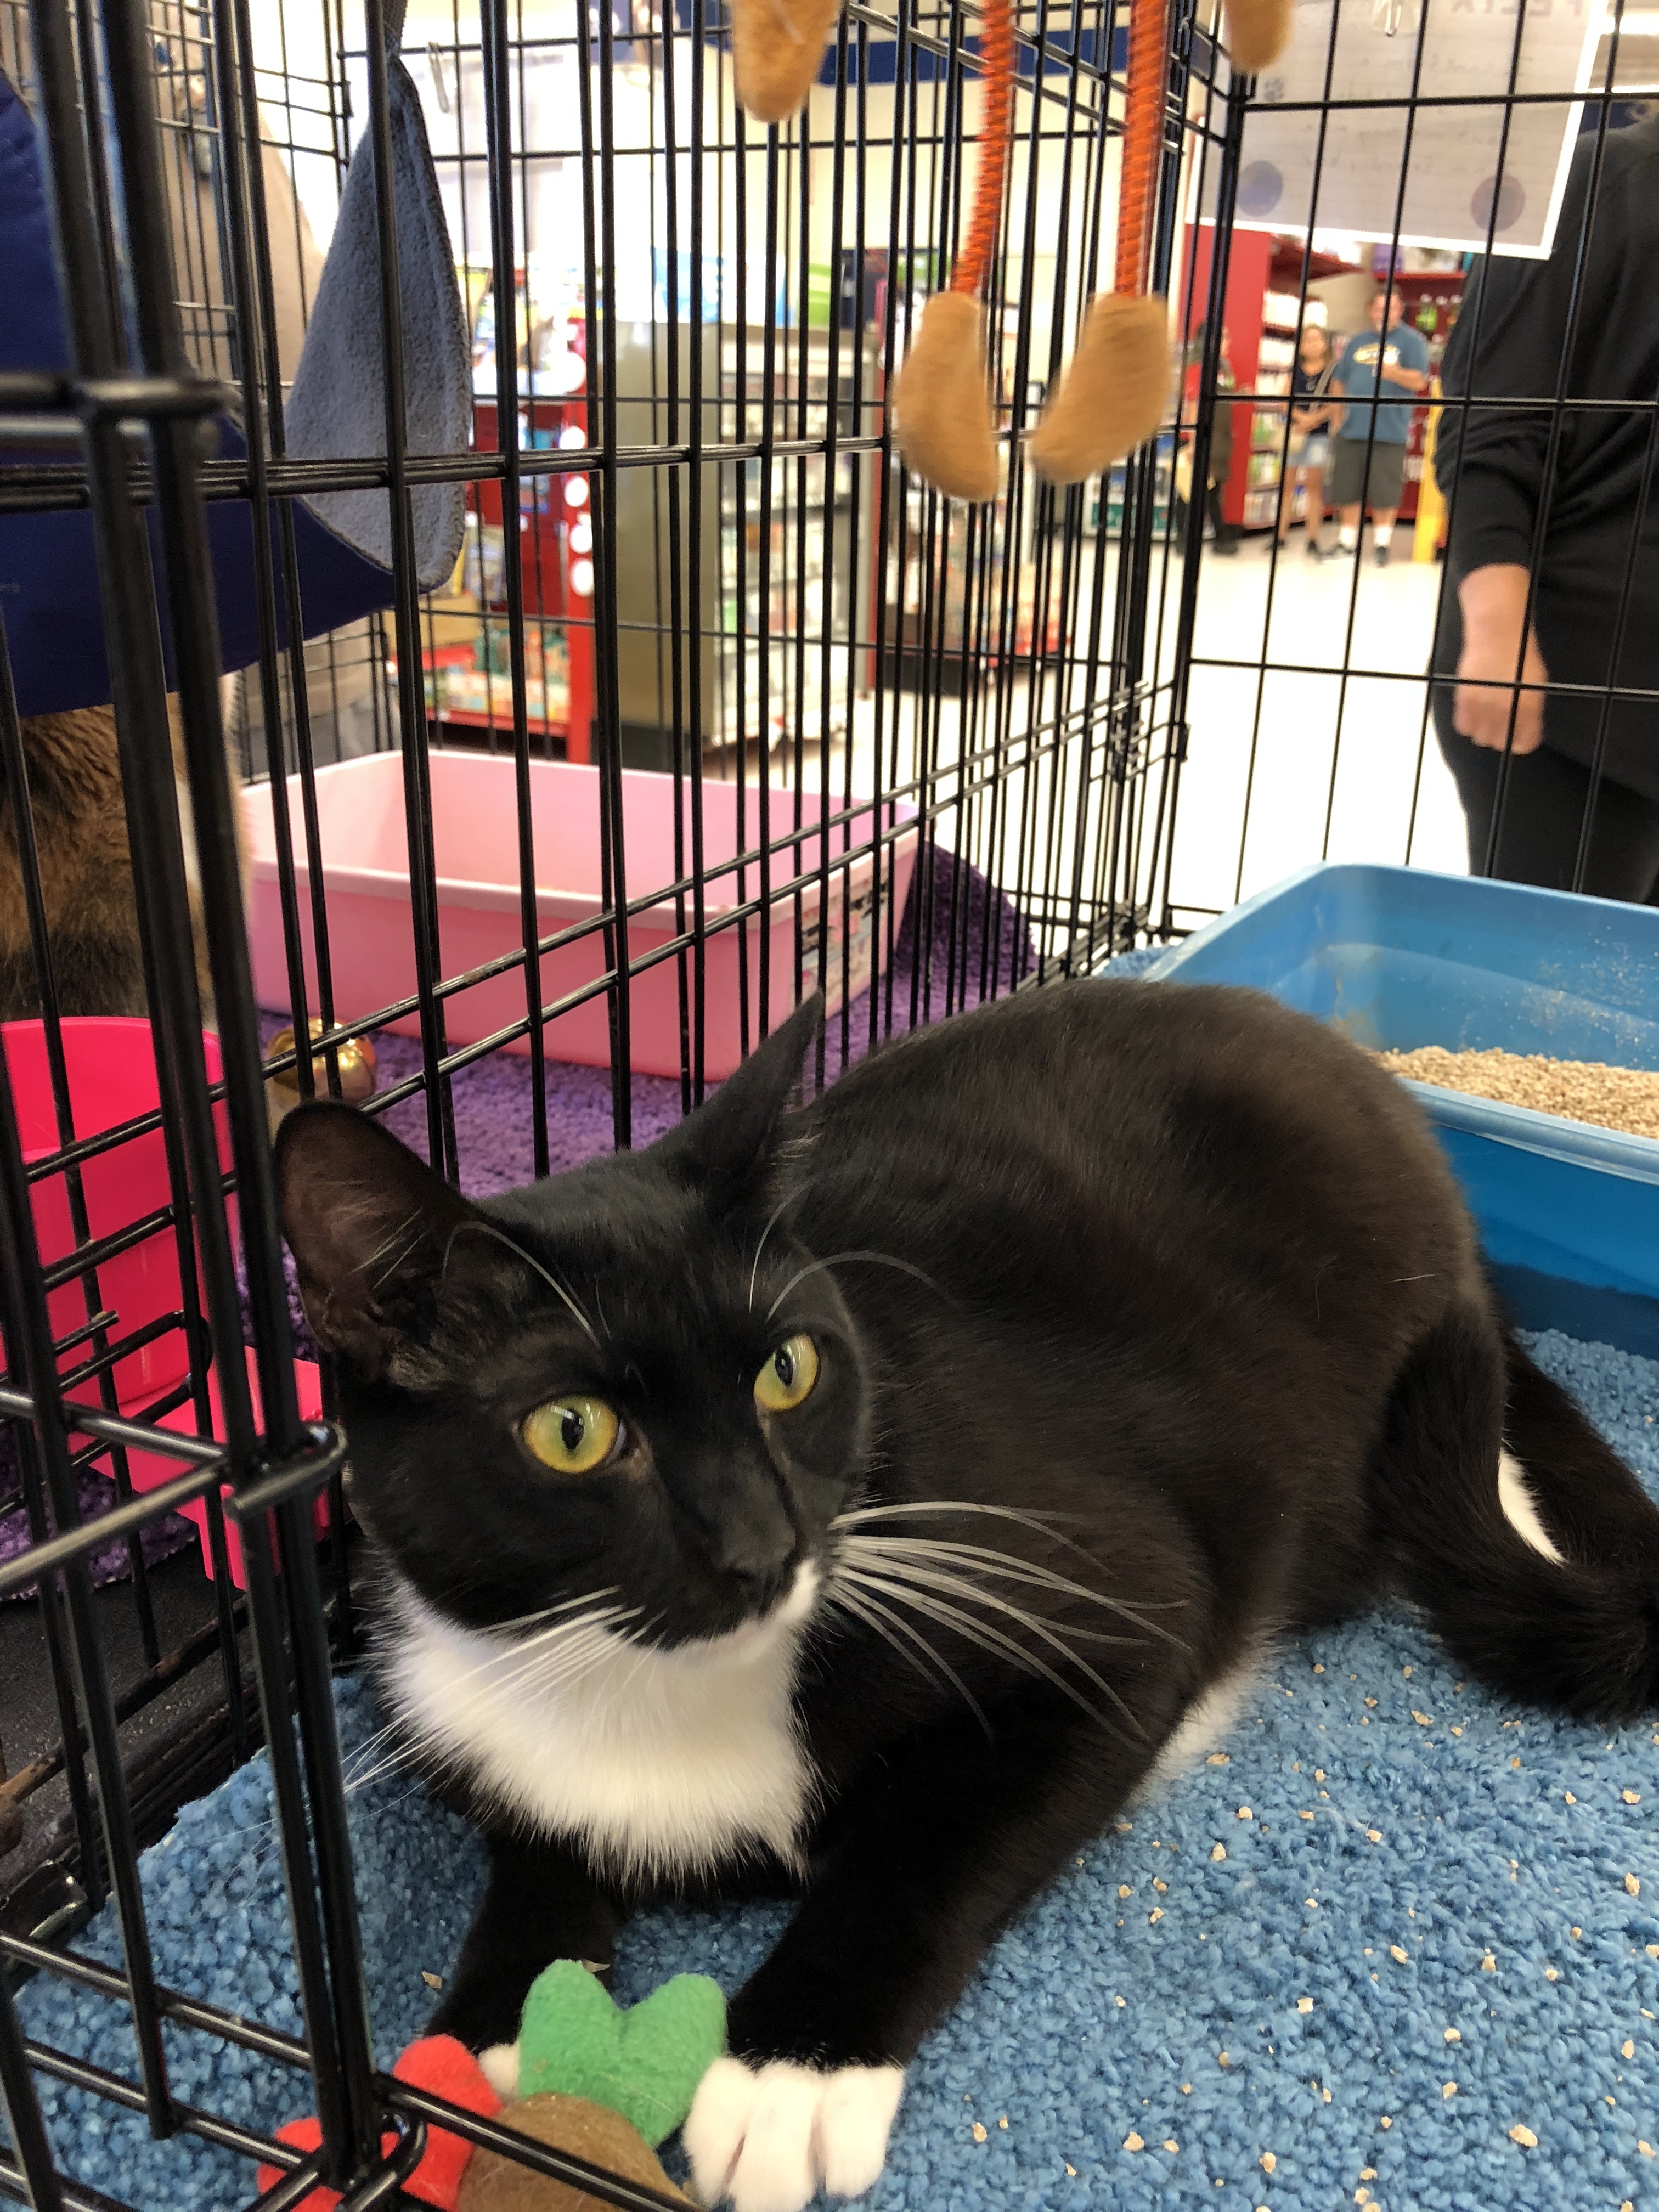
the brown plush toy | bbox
[459,2095,690,2210]
[725,0,1296,500]
[459,1962,726,2212]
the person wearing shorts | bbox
[1329,286,1431,565]
[1275,324,1337,557]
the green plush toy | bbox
[461,1962,726,2210]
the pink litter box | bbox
[243,753,919,1080]
[3,1017,324,1588]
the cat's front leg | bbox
[428,1825,620,2061]
[684,1697,1162,2211]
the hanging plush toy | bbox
[727,0,1295,497]
[257,1963,726,2212]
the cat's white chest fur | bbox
[382,1571,819,1881]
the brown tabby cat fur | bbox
[1,702,224,1026]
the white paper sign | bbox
[1203,0,1603,258]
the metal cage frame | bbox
[1,0,1654,2204]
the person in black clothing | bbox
[1431,106,1659,902]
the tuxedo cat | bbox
[275,981,1659,2212]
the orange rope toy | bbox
[1114,0,1167,300]
[948,0,1017,303]
[725,0,1295,499]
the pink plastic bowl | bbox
[2,1018,233,1407]
[243,754,919,1080]
[3,1018,325,1587]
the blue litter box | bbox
[1143,864,1659,1355]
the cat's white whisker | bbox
[837,1565,1143,1742]
[840,1550,1148,1712]
[819,1578,990,1735]
[347,1606,640,1796]
[831,1500,1189,1641]
[444,1218,600,1345]
[765,1250,943,1322]
[361,1597,631,1729]
[747,1193,799,1312]
[837,1533,1154,1646]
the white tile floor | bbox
[1167,531,1468,922]
[738,527,1469,949]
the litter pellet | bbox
[420,1971,443,1990]
[1509,2124,1538,2148]
[1124,2132,1145,2152]
[1627,1874,1643,1897]
[1376,1044,1659,1139]
[972,2121,988,2142]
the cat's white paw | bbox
[477,2041,520,2100]
[684,2055,904,2211]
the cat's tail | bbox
[1376,1299,1659,1723]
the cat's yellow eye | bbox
[522,1396,621,1475]
[754,1333,820,1415]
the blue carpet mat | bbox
[8,1329,1659,2212]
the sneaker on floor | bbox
[1305,539,1326,560]
[1374,543,1390,567]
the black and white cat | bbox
[275,981,1659,2212]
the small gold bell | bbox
[267,1019,377,1133]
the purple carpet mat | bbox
[3,852,1030,1593]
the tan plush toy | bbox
[725,0,1295,499]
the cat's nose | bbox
[710,1520,797,1610]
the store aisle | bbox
[1165,532,1467,922]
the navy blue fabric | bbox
[0,69,397,717]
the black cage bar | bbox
[1,0,1653,2204]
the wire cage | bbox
[0,0,1654,2203]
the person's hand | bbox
[1454,563,1549,754]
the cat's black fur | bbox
[275,981,1659,2089]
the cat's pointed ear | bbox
[274,1102,476,1377]
[657,991,823,1205]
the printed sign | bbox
[1203,0,1603,258]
